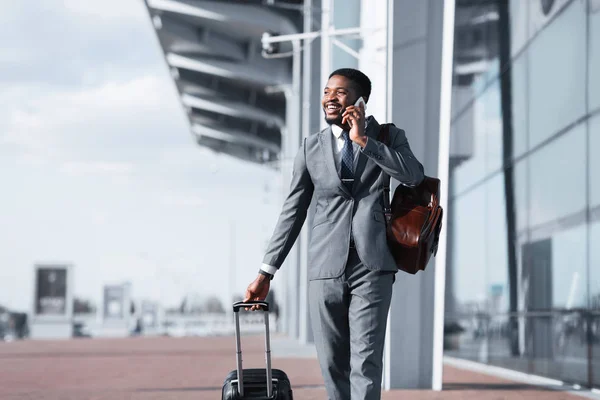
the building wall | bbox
[445,0,600,388]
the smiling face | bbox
[321,75,361,127]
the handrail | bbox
[445,308,600,319]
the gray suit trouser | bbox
[308,248,394,400]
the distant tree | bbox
[179,297,187,314]
[10,312,29,338]
[73,298,96,314]
[164,307,179,315]
[202,296,225,314]
[232,294,244,304]
[266,290,279,318]
[591,293,600,309]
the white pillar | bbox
[280,36,303,338]
[432,0,455,390]
[320,0,332,131]
[299,0,316,345]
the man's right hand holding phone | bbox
[343,96,367,147]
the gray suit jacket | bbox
[263,116,424,280]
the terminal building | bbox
[144,0,600,390]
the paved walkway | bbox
[0,334,594,399]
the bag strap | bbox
[377,124,394,223]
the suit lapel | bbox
[318,127,352,197]
[352,117,380,192]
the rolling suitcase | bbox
[221,301,293,400]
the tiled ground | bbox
[0,335,591,399]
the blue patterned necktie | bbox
[341,130,354,190]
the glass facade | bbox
[445,0,600,388]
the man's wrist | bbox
[355,135,368,148]
[258,269,274,280]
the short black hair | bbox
[328,68,372,102]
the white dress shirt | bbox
[260,120,369,277]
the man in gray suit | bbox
[244,68,424,399]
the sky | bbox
[0,0,282,313]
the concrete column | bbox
[320,0,333,131]
[299,0,322,345]
[383,0,453,389]
[281,84,301,338]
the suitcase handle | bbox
[233,301,273,398]
[232,300,269,312]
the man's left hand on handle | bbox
[243,274,270,311]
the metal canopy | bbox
[144,0,301,166]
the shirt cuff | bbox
[260,263,278,276]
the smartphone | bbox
[354,96,366,110]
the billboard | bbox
[34,266,68,316]
[102,283,131,322]
[141,301,159,329]
[103,285,125,320]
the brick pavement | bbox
[0,335,591,399]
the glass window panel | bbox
[509,0,529,57]
[550,225,588,309]
[514,158,528,232]
[590,220,600,388]
[528,0,572,38]
[511,55,528,159]
[528,124,586,227]
[519,224,588,384]
[451,84,475,121]
[589,221,600,310]
[485,173,509,314]
[451,188,486,310]
[332,0,360,69]
[452,1,501,111]
[528,0,586,149]
[451,81,503,196]
[590,0,600,111]
[525,313,589,384]
[450,84,476,157]
[450,107,486,197]
[483,81,503,174]
[591,115,600,208]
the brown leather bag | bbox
[378,124,444,274]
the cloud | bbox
[159,193,205,207]
[61,0,148,22]
[0,0,160,87]
[60,161,134,176]
[0,0,187,166]
[0,74,188,161]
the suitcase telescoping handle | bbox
[232,301,273,398]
